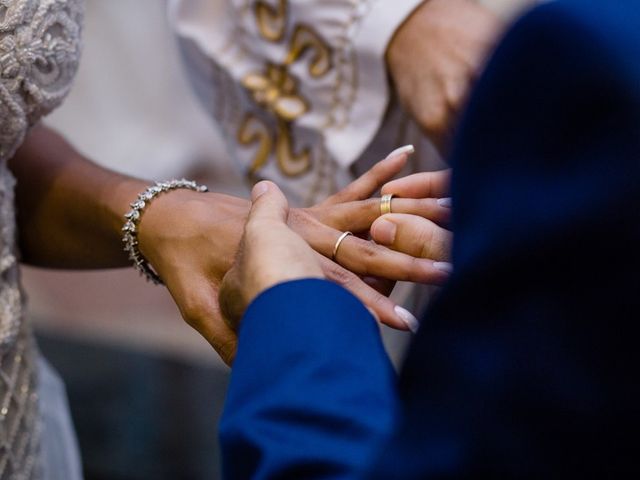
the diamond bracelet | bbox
[122,179,209,285]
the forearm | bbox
[9,124,147,269]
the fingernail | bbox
[434,261,454,274]
[386,144,415,159]
[395,306,419,333]
[251,181,269,201]
[373,219,397,245]
[437,197,452,208]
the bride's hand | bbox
[137,152,451,364]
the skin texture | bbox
[10,126,450,364]
[387,0,504,150]
[220,181,325,332]
[371,170,453,261]
[221,172,456,355]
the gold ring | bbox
[332,231,353,261]
[380,194,395,215]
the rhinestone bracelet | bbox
[122,179,208,285]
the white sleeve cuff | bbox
[325,0,425,168]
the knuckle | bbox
[420,103,448,135]
[362,198,379,215]
[417,226,436,258]
[358,242,381,276]
[335,268,356,287]
[360,241,379,260]
[180,295,212,328]
[326,263,357,287]
[406,256,426,282]
[216,338,237,366]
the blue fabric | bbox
[368,1,640,478]
[220,279,397,479]
[220,1,640,478]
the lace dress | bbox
[0,0,83,478]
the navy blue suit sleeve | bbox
[219,279,398,480]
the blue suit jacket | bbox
[220,1,640,478]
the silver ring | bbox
[332,231,353,261]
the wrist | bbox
[101,176,148,243]
[136,188,250,283]
[120,179,211,284]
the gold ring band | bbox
[332,231,353,261]
[380,194,395,216]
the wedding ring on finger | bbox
[380,194,395,216]
[332,231,353,261]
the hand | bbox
[137,150,451,364]
[219,182,324,330]
[372,169,453,265]
[387,0,503,149]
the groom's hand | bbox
[220,182,324,332]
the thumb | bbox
[248,181,289,225]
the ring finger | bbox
[305,224,451,285]
[315,196,451,233]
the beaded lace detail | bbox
[0,0,82,477]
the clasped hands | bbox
[136,148,450,365]
[132,0,506,365]
[220,170,452,336]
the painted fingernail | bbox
[434,261,454,274]
[437,197,452,208]
[395,305,419,333]
[386,144,415,159]
[372,219,396,245]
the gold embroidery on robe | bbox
[254,0,287,42]
[238,1,332,179]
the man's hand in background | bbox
[387,0,503,150]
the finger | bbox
[381,170,451,200]
[248,180,289,225]
[322,145,414,206]
[168,275,238,365]
[362,276,396,297]
[317,254,415,331]
[309,226,451,285]
[317,196,451,233]
[371,213,452,262]
[241,181,324,307]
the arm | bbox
[219,183,398,479]
[221,280,397,479]
[9,125,450,362]
[10,124,249,271]
[10,124,146,269]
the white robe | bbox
[169,0,537,206]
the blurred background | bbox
[25,1,245,478]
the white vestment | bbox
[170,0,536,206]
